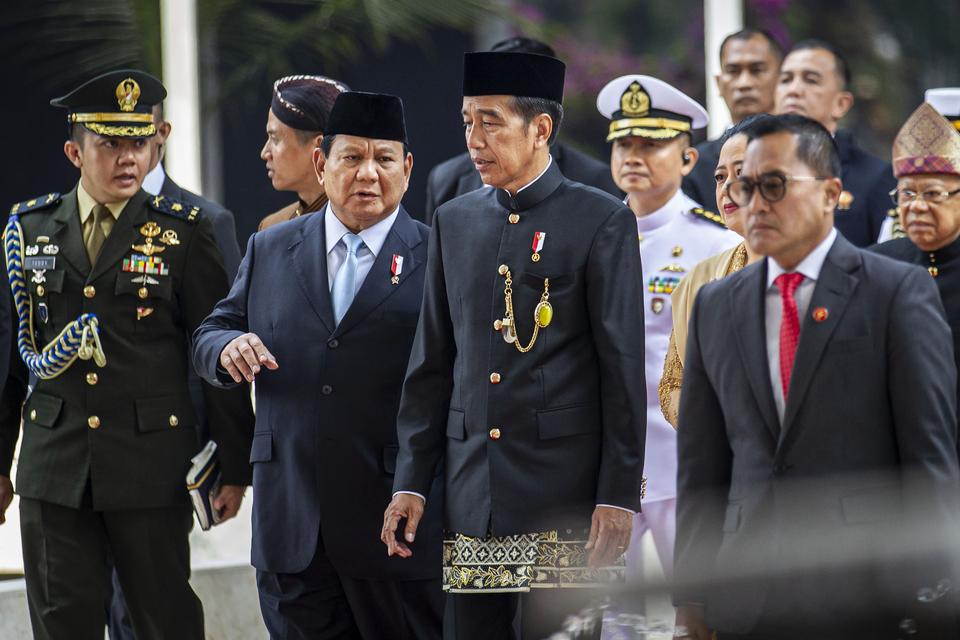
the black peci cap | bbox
[462,52,565,103]
[51,69,166,138]
[325,92,407,144]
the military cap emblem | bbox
[620,82,650,118]
[116,77,141,112]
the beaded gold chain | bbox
[499,267,553,353]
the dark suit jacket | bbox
[192,206,443,578]
[158,175,250,443]
[681,137,722,209]
[394,161,646,537]
[423,143,622,224]
[0,187,253,508]
[160,176,242,279]
[833,128,897,248]
[675,235,960,634]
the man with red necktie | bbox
[673,114,960,640]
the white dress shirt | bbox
[765,228,837,422]
[324,203,399,294]
[141,162,166,196]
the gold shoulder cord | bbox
[498,267,553,353]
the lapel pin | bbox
[42,244,59,255]
[25,245,39,256]
[136,307,154,321]
[38,302,48,324]
[651,298,665,314]
[531,231,546,262]
[391,254,403,285]
[812,307,829,323]
[838,190,854,210]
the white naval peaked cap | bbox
[925,88,960,122]
[596,74,708,142]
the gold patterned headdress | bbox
[892,102,960,177]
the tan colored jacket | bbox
[659,243,747,428]
[257,194,328,231]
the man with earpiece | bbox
[596,75,741,589]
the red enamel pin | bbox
[812,307,829,323]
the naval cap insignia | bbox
[620,81,650,118]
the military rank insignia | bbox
[123,253,169,276]
[391,254,403,285]
[648,276,681,294]
[531,232,546,262]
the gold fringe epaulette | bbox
[147,194,200,223]
[10,193,60,216]
[690,206,727,228]
[888,207,905,239]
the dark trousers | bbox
[19,497,203,640]
[107,568,136,640]
[446,588,603,640]
[257,531,444,640]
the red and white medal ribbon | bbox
[531,232,546,262]
[391,254,404,284]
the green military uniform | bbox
[0,70,253,640]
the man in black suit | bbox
[383,51,646,640]
[673,114,960,639]
[682,28,782,207]
[423,37,620,223]
[144,104,242,278]
[193,92,443,640]
[775,40,896,247]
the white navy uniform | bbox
[636,189,740,504]
[626,190,740,582]
[597,73,740,586]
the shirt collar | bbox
[76,180,128,224]
[767,227,838,289]
[495,155,564,211]
[516,156,552,194]
[324,203,400,257]
[632,189,690,233]
[141,162,166,196]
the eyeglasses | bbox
[726,173,830,207]
[889,187,960,206]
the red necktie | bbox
[775,272,805,401]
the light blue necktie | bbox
[331,233,365,326]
